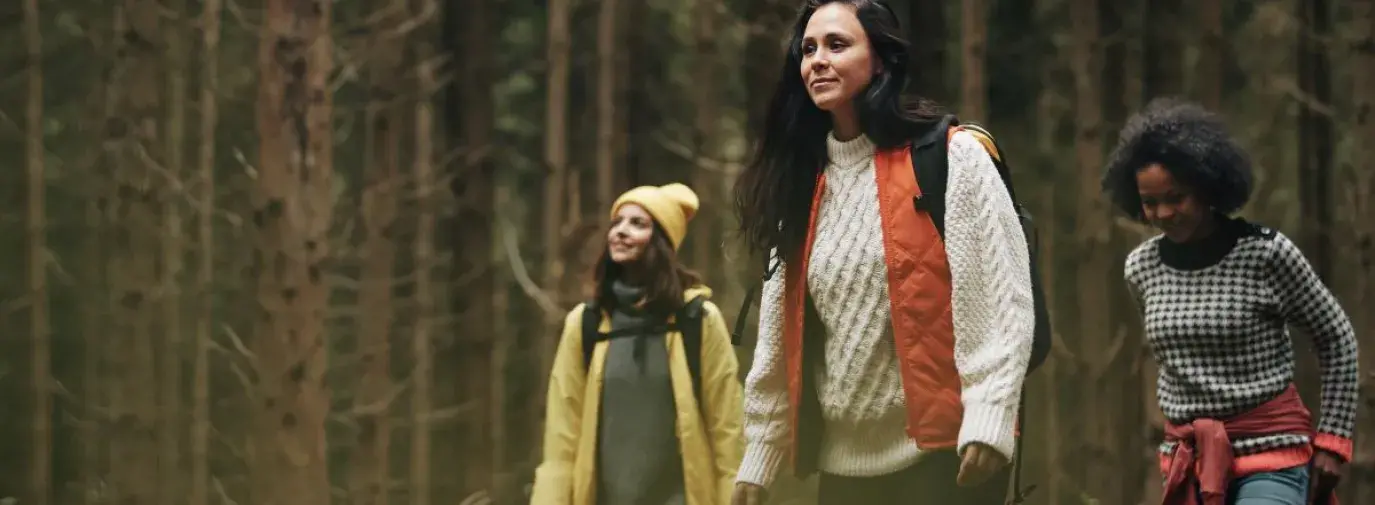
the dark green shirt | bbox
[595,280,686,505]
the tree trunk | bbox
[83,189,104,505]
[351,2,403,504]
[1193,0,1223,109]
[1145,0,1184,98]
[190,0,221,504]
[537,0,572,456]
[411,55,438,505]
[455,0,498,497]
[692,0,718,274]
[86,12,128,503]
[161,0,190,499]
[907,0,948,101]
[744,0,795,137]
[250,0,335,503]
[960,0,987,119]
[1293,0,1334,414]
[24,0,50,500]
[108,0,163,502]
[596,0,619,211]
[1101,2,1153,503]
[1342,1,1375,501]
[1069,0,1129,502]
[1298,0,1333,280]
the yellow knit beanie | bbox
[609,183,700,250]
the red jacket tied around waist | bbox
[1161,384,1333,505]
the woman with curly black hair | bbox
[1103,97,1360,505]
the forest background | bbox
[1,0,1372,504]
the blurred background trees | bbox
[1,0,1371,504]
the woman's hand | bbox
[957,442,1008,487]
[1308,450,1344,504]
[732,482,766,505]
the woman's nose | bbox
[812,54,830,70]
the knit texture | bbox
[1124,222,1359,458]
[597,280,686,505]
[736,131,1035,487]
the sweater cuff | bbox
[958,402,1018,462]
[736,442,787,488]
[1313,433,1353,462]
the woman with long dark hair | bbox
[1105,97,1359,505]
[731,1,1036,504]
[531,183,743,505]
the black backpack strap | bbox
[581,297,715,423]
[910,118,1041,503]
[730,251,782,345]
[580,301,602,372]
[911,114,958,239]
[678,295,708,404]
[1008,399,1035,504]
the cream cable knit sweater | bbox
[735,131,1035,487]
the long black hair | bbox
[592,222,703,319]
[733,0,944,259]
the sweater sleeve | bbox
[529,306,589,504]
[1267,232,1360,461]
[735,252,792,488]
[942,131,1036,462]
[1123,244,1150,317]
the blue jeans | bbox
[1227,465,1309,505]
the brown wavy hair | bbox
[593,221,702,318]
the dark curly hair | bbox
[1100,97,1254,221]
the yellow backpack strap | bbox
[954,123,1003,163]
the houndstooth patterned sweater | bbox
[1124,218,1359,458]
[735,131,1035,487]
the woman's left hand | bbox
[956,443,1008,488]
[1308,450,1344,504]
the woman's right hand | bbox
[731,482,766,505]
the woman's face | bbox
[800,3,875,113]
[1136,163,1212,242]
[607,204,655,264]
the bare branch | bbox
[227,361,256,397]
[460,491,492,505]
[499,222,566,316]
[653,132,743,175]
[212,477,242,505]
[1270,76,1337,118]
[218,323,259,363]
[382,0,440,40]
[348,383,409,417]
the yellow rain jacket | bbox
[530,285,743,505]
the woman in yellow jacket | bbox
[531,183,744,505]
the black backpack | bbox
[581,296,710,404]
[912,114,1048,505]
[910,114,1052,375]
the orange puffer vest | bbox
[782,143,962,475]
